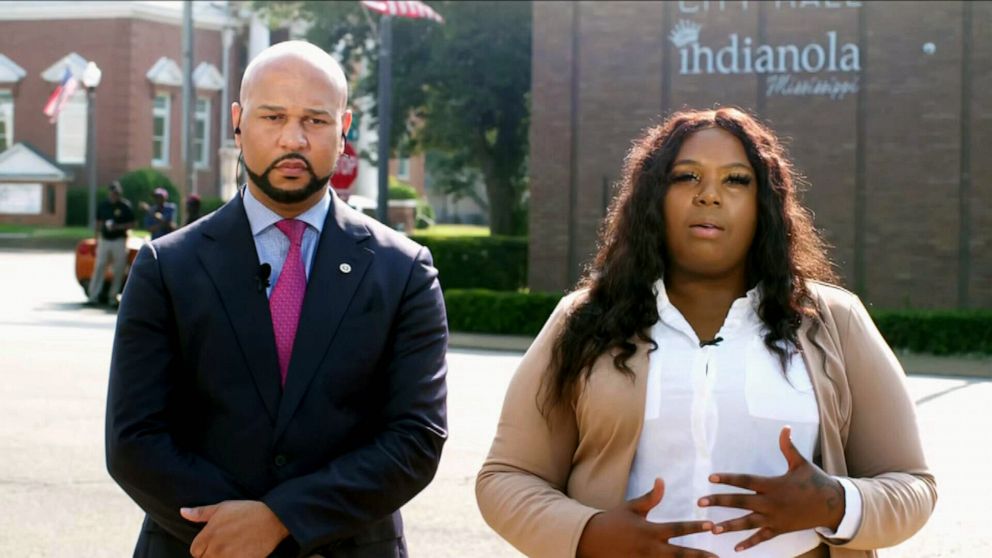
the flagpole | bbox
[181,1,195,203]
[375,13,392,224]
[85,85,97,230]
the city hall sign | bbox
[669,19,861,100]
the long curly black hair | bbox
[542,107,838,414]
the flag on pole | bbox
[43,67,80,124]
[360,0,444,23]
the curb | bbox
[894,351,992,379]
[448,332,534,353]
[449,333,992,379]
[0,238,80,251]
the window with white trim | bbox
[396,157,410,180]
[0,90,12,152]
[56,90,87,164]
[152,93,170,167]
[194,97,210,168]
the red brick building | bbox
[0,1,243,201]
[529,0,991,309]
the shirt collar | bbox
[653,277,763,338]
[242,185,331,237]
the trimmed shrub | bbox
[410,235,527,291]
[118,168,179,223]
[415,198,436,229]
[444,289,562,336]
[388,177,418,200]
[442,290,992,356]
[872,310,992,356]
[68,169,179,227]
[65,187,108,226]
[200,196,226,215]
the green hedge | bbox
[65,168,178,226]
[872,310,992,355]
[200,196,226,215]
[119,168,178,224]
[411,235,527,291]
[444,289,562,336]
[66,187,108,226]
[443,290,992,355]
[388,178,418,200]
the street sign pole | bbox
[375,14,392,225]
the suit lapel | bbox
[197,196,281,422]
[274,196,373,441]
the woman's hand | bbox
[699,426,846,552]
[577,478,717,558]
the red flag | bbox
[360,1,444,23]
[43,67,80,124]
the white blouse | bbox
[625,279,861,556]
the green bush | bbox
[872,310,992,356]
[442,289,992,356]
[200,196,226,215]
[68,169,179,227]
[444,289,562,336]
[65,187,108,226]
[388,182,418,201]
[415,198,435,229]
[410,235,527,291]
[118,168,178,223]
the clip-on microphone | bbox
[256,263,271,293]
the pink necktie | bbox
[270,219,307,387]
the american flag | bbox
[360,0,444,23]
[42,67,80,124]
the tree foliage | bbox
[255,0,532,235]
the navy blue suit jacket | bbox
[106,192,448,557]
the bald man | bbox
[106,41,448,558]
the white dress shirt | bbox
[625,279,862,556]
[241,186,330,297]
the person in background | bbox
[139,187,177,239]
[476,107,935,558]
[185,193,203,226]
[86,181,134,307]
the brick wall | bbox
[529,0,991,309]
[0,17,230,200]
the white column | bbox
[248,12,270,63]
[353,94,378,202]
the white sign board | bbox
[0,183,44,215]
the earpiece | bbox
[235,127,241,135]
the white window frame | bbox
[0,90,12,152]
[56,90,87,164]
[152,92,171,168]
[194,96,210,169]
[396,157,410,180]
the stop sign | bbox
[331,141,359,191]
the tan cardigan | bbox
[476,282,936,558]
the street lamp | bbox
[81,61,102,230]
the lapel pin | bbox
[339,263,352,274]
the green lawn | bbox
[414,224,490,237]
[0,224,151,240]
[0,224,91,240]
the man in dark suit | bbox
[106,41,448,558]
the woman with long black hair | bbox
[476,108,935,558]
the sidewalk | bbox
[449,333,992,379]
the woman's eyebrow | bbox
[673,159,752,171]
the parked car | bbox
[74,235,146,303]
